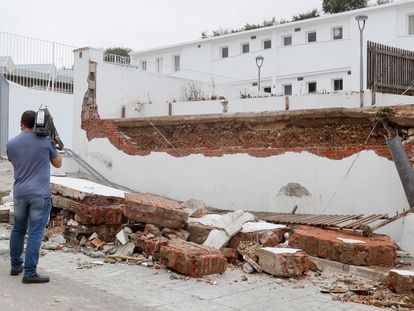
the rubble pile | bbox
[1,177,413,309]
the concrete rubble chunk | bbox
[144,224,161,236]
[161,228,190,241]
[116,228,130,245]
[42,234,66,250]
[290,226,397,267]
[159,239,228,277]
[256,247,310,278]
[243,254,262,273]
[387,269,414,295]
[116,242,136,257]
[186,222,213,244]
[124,193,189,229]
[181,199,207,218]
[221,210,257,237]
[203,229,230,249]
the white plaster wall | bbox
[7,82,73,149]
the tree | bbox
[376,0,393,5]
[292,9,320,21]
[322,0,368,14]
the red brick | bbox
[186,222,213,244]
[124,193,189,229]
[159,239,228,277]
[227,228,286,249]
[290,226,396,266]
[130,233,168,258]
[387,270,414,295]
[75,204,124,225]
[257,248,310,278]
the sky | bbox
[0,0,324,51]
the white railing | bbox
[0,31,76,94]
[103,53,132,66]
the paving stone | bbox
[124,193,188,229]
[159,239,228,277]
[290,226,396,267]
[387,269,414,294]
[257,247,310,278]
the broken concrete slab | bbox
[116,228,129,245]
[181,199,207,218]
[51,177,125,200]
[159,239,228,277]
[388,269,414,295]
[124,193,188,229]
[186,222,213,244]
[256,247,310,278]
[203,229,230,249]
[290,226,397,267]
[220,210,256,237]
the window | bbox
[283,35,292,46]
[263,39,272,49]
[156,58,163,73]
[307,31,317,43]
[173,55,180,72]
[264,87,272,93]
[308,82,317,93]
[140,61,147,71]
[283,84,292,96]
[221,46,229,59]
[409,15,414,35]
[332,27,343,40]
[294,28,301,32]
[251,35,257,40]
[241,43,250,54]
[333,79,343,91]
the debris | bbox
[90,251,105,258]
[259,231,280,247]
[124,193,189,229]
[181,199,207,218]
[115,242,135,257]
[0,204,10,223]
[243,262,254,274]
[116,228,130,245]
[79,236,87,247]
[107,254,145,262]
[90,238,104,248]
[387,269,414,295]
[161,228,190,241]
[203,229,230,249]
[144,224,161,236]
[241,275,248,281]
[186,222,213,244]
[256,248,309,278]
[89,232,98,241]
[42,234,66,250]
[243,255,262,273]
[66,219,79,227]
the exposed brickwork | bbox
[130,232,168,258]
[387,270,414,295]
[124,193,189,229]
[227,228,287,249]
[74,204,124,225]
[290,226,397,267]
[256,248,310,278]
[159,239,228,277]
[186,222,213,244]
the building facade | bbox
[130,1,414,96]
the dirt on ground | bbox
[114,106,414,152]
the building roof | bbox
[13,63,58,79]
[0,56,15,74]
[131,0,413,56]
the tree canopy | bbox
[104,47,132,57]
[322,0,368,14]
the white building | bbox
[130,1,414,96]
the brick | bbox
[161,228,190,241]
[221,248,238,261]
[159,239,228,277]
[227,225,287,249]
[75,204,124,225]
[144,224,161,236]
[186,222,213,244]
[124,193,188,229]
[130,233,168,258]
[387,270,414,295]
[52,195,80,213]
[257,248,310,278]
[290,226,396,267]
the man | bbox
[6,110,62,283]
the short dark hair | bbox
[21,110,36,129]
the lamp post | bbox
[355,15,368,108]
[255,55,264,92]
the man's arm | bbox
[51,154,62,168]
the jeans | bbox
[10,196,51,277]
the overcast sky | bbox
[0,0,326,51]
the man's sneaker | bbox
[22,273,50,284]
[10,267,23,276]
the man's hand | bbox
[51,154,62,168]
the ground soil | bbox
[114,107,412,152]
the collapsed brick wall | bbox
[80,62,414,160]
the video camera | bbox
[33,106,64,151]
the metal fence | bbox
[0,31,77,94]
[103,53,131,66]
[367,41,414,103]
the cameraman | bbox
[6,110,62,283]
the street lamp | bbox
[255,55,264,92]
[355,14,368,108]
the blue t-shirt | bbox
[6,132,59,198]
